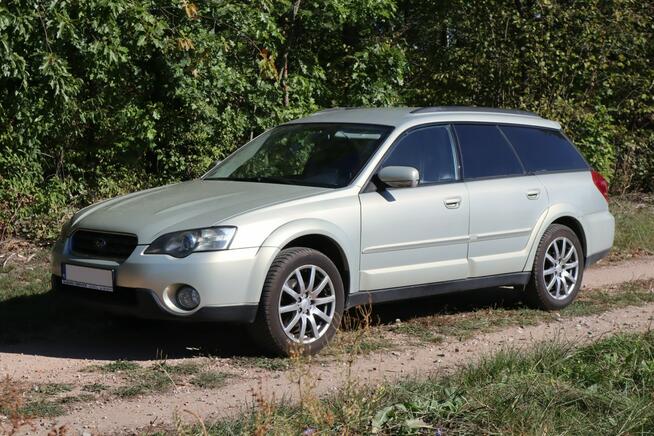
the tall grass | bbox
[611,195,654,259]
[202,331,654,435]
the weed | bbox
[0,376,33,434]
[327,303,394,358]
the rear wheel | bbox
[250,247,344,356]
[525,224,584,310]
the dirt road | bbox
[2,257,653,434]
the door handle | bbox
[444,197,461,209]
[526,189,541,200]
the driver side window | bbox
[381,125,459,184]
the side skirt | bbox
[346,272,531,308]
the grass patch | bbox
[58,393,95,405]
[191,371,229,389]
[392,279,654,344]
[394,305,545,342]
[82,382,108,393]
[33,382,73,396]
[232,356,293,372]
[327,328,395,357]
[84,360,141,373]
[111,362,176,398]
[18,400,66,418]
[164,361,201,375]
[565,280,654,316]
[204,331,654,434]
[611,195,654,259]
[325,304,396,357]
[0,376,97,424]
[84,360,218,398]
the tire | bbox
[250,247,344,356]
[525,224,585,310]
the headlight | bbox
[144,227,236,258]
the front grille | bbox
[71,230,138,261]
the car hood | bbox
[72,180,329,243]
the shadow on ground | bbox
[0,285,526,361]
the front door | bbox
[359,125,470,291]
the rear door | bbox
[454,124,549,277]
[359,125,470,291]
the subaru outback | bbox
[52,107,614,355]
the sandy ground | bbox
[2,257,654,435]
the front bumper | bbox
[51,236,280,321]
[52,275,258,322]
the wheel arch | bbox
[260,219,358,298]
[281,234,351,299]
[551,216,587,256]
[524,206,587,270]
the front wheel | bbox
[250,247,344,356]
[525,224,585,310]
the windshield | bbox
[204,123,392,188]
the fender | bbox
[522,203,585,271]
[247,218,360,297]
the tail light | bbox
[591,170,609,201]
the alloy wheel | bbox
[543,236,579,300]
[278,265,336,343]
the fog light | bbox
[176,286,200,310]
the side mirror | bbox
[378,166,420,188]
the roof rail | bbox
[310,107,359,115]
[411,106,539,117]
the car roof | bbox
[285,107,561,130]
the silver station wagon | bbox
[52,107,615,355]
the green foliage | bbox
[1,0,652,241]
[401,0,653,186]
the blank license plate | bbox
[62,264,114,292]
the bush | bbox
[1,0,652,241]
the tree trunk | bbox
[281,0,301,107]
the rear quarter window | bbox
[453,124,524,179]
[499,126,589,173]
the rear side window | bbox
[382,125,458,184]
[453,124,524,179]
[500,126,589,173]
